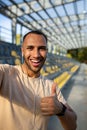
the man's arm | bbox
[57,103,77,130]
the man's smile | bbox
[30,59,42,67]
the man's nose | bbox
[33,49,40,57]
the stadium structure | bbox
[0,1,87,130]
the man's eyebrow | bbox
[38,46,48,49]
[26,45,47,47]
[25,44,47,49]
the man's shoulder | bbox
[41,75,53,83]
[0,64,11,69]
[0,64,20,72]
[40,75,55,89]
[40,76,59,96]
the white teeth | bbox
[31,60,40,63]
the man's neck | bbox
[21,64,40,78]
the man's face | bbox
[22,33,47,74]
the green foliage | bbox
[78,48,87,63]
[67,47,87,63]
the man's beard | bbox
[24,56,46,74]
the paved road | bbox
[47,63,87,130]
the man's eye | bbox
[27,46,34,50]
[39,47,47,51]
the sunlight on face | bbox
[22,33,48,75]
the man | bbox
[0,30,77,130]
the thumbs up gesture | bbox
[40,83,63,116]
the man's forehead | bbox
[25,33,44,39]
[22,33,47,47]
[23,33,47,44]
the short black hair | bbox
[23,30,47,43]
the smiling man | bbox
[0,30,77,130]
[21,31,48,77]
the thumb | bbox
[51,83,57,96]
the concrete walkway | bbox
[47,63,87,130]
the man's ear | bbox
[21,47,24,57]
[21,48,24,63]
[22,53,23,57]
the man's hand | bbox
[40,83,63,116]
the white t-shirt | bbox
[0,64,66,130]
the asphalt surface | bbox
[47,63,87,130]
